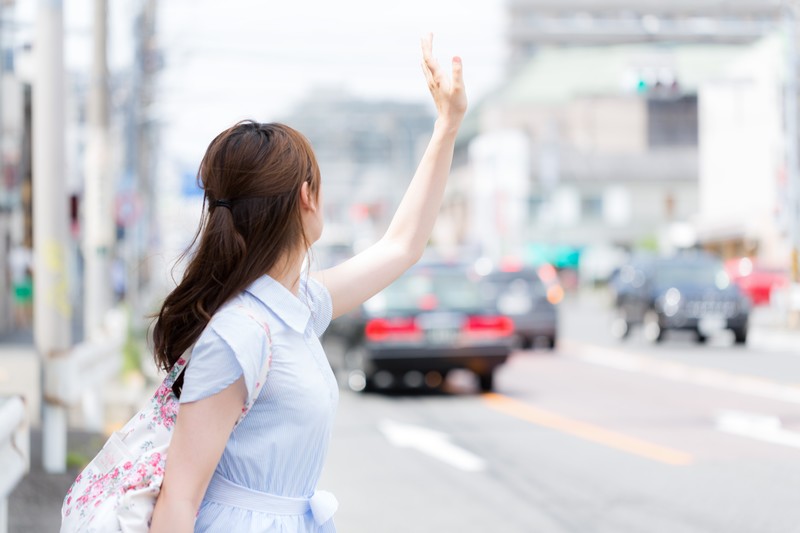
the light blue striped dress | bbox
[179,273,339,532]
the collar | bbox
[245,274,311,333]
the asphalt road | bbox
[8,291,800,532]
[319,294,800,533]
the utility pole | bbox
[33,0,71,473]
[131,0,157,324]
[84,0,112,339]
[785,2,800,326]
[82,0,112,431]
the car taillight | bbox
[365,317,422,342]
[463,315,514,338]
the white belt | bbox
[204,475,338,526]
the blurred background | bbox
[2,0,800,531]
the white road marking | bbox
[379,419,486,472]
[561,340,800,405]
[716,410,800,449]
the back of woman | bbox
[147,34,466,533]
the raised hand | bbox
[421,33,467,128]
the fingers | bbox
[421,61,435,92]
[420,32,446,90]
[451,56,464,91]
[420,32,433,64]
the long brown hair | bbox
[152,121,320,376]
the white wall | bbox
[468,130,531,260]
[697,37,783,256]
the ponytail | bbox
[151,121,321,377]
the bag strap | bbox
[163,347,193,389]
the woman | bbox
[149,34,466,532]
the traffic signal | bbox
[632,68,680,97]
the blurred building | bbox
[443,0,800,269]
[451,42,750,262]
[696,36,786,267]
[281,89,434,255]
[0,2,30,335]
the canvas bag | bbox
[60,305,273,533]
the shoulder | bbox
[208,298,275,345]
[183,300,274,403]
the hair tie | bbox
[212,199,233,211]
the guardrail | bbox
[42,307,126,472]
[0,396,29,533]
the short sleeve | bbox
[179,308,272,404]
[305,276,333,337]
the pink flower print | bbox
[123,461,133,470]
[149,453,162,468]
[128,467,146,487]
[67,496,72,505]
[159,401,178,429]
[154,383,170,400]
[176,357,186,366]
[75,474,82,483]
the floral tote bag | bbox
[60,307,272,533]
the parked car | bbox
[478,266,559,349]
[611,252,750,344]
[324,263,515,392]
[724,257,788,306]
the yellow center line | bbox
[482,393,693,466]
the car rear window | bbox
[482,271,545,296]
[365,269,484,313]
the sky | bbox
[14,0,508,171]
[156,0,509,164]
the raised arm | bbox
[312,34,467,318]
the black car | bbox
[611,252,750,344]
[324,263,514,392]
[478,267,558,349]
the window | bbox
[647,95,698,147]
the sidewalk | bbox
[747,305,800,353]
[1,326,150,532]
[10,429,105,533]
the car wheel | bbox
[695,331,708,344]
[643,310,664,343]
[547,336,557,350]
[478,372,494,392]
[520,336,534,350]
[611,309,630,340]
[733,328,747,345]
[343,347,372,392]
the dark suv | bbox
[610,252,750,344]
[324,263,514,392]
